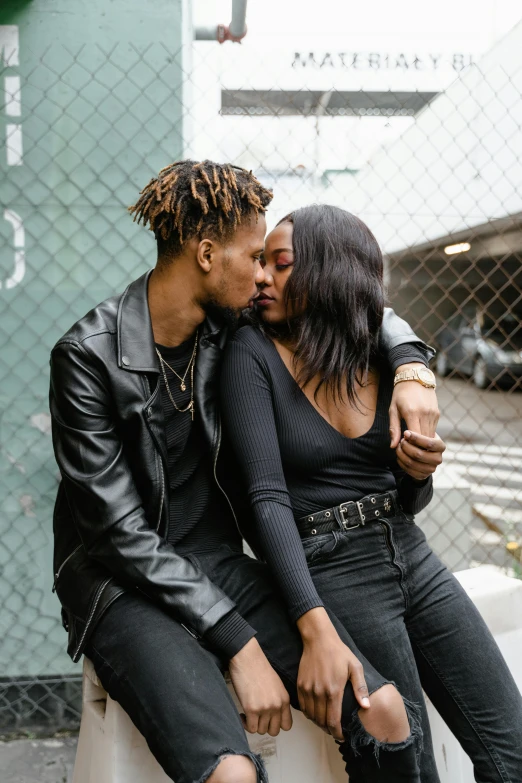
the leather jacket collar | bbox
[116,270,229,454]
[116,270,228,374]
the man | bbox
[50,160,442,783]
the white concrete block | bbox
[72,567,522,783]
[426,566,522,783]
[72,658,345,783]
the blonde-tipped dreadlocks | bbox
[129,160,273,257]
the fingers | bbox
[304,690,316,725]
[256,708,272,736]
[265,692,292,736]
[404,413,423,437]
[349,660,371,711]
[415,406,440,437]
[397,459,430,480]
[246,695,292,737]
[389,402,402,449]
[391,385,440,438]
[267,712,282,737]
[399,438,444,464]
[325,689,344,741]
[313,692,327,733]
[397,442,435,479]
[280,701,293,732]
[404,430,446,453]
[397,432,444,480]
[298,682,316,724]
[242,710,259,734]
[300,684,344,741]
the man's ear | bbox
[196,238,214,273]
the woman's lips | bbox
[256,294,275,306]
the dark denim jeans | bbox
[300,506,522,782]
[87,591,268,783]
[87,543,421,783]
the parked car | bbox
[436,309,522,388]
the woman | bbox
[221,205,522,782]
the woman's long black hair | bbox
[268,204,385,406]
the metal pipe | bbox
[229,0,248,39]
[195,0,248,43]
[194,26,220,41]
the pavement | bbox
[436,375,522,447]
[435,378,522,570]
[0,737,77,783]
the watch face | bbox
[418,368,434,384]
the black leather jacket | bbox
[50,270,434,661]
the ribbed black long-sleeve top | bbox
[220,326,433,622]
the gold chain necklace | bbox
[156,333,198,392]
[155,331,198,420]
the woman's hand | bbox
[229,637,293,736]
[397,430,446,480]
[296,608,370,741]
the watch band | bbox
[394,368,437,389]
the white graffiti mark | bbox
[1,26,23,166]
[0,25,19,67]
[19,494,36,517]
[30,412,52,435]
[5,75,21,116]
[1,209,25,289]
[6,453,26,475]
[6,123,22,166]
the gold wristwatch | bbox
[393,367,437,389]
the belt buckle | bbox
[339,501,363,530]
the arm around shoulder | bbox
[380,307,435,368]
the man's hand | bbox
[389,363,440,448]
[397,430,446,480]
[296,608,370,741]
[228,637,292,736]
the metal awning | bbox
[221,89,438,116]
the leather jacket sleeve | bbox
[49,339,235,638]
[379,307,435,363]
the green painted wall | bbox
[0,0,187,677]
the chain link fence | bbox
[1,21,521,733]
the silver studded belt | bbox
[297,490,400,538]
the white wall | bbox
[188,10,522,249]
[337,20,522,252]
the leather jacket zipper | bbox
[143,376,166,536]
[72,577,111,662]
[213,419,242,538]
[52,544,82,593]
[156,455,165,533]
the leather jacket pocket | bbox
[53,544,83,592]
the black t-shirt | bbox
[155,336,254,658]
[155,336,240,553]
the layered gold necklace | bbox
[155,331,198,420]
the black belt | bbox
[297,490,400,538]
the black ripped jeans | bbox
[87,541,422,783]
[300,504,522,782]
